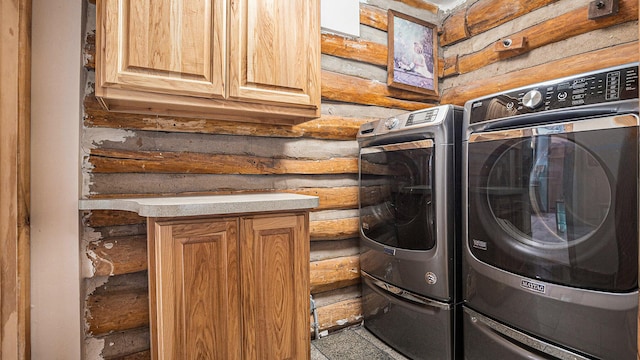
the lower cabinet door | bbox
[240,213,311,360]
[148,217,241,360]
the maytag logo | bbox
[521,279,546,294]
[472,239,487,251]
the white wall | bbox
[30,0,83,358]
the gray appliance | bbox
[462,63,639,359]
[358,105,463,359]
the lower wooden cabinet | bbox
[148,212,310,360]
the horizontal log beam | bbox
[440,0,560,46]
[360,4,388,31]
[453,0,638,76]
[85,219,359,277]
[439,10,467,46]
[87,235,147,277]
[88,148,357,175]
[84,96,368,141]
[310,255,360,294]
[86,254,362,334]
[321,70,436,110]
[84,189,358,227]
[85,274,149,336]
[108,351,151,360]
[310,217,359,241]
[467,0,560,37]
[395,0,438,14]
[441,42,638,106]
[313,298,363,334]
[321,33,387,67]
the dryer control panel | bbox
[467,63,639,124]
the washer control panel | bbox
[467,63,639,124]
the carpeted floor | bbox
[311,327,410,360]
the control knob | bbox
[385,117,399,130]
[522,89,543,109]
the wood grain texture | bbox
[0,0,31,358]
[310,217,359,241]
[455,0,638,76]
[441,55,460,78]
[148,217,241,360]
[86,254,359,333]
[84,95,368,140]
[360,4,388,31]
[322,70,437,110]
[87,235,148,277]
[466,0,560,37]
[393,0,438,14]
[228,0,320,109]
[314,298,362,332]
[85,272,150,336]
[321,33,387,67]
[98,0,226,98]
[88,148,357,175]
[96,0,320,124]
[440,42,639,106]
[240,213,310,360]
[439,9,468,46]
[310,255,360,294]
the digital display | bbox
[406,109,439,126]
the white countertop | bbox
[78,193,319,217]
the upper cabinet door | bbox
[97,0,226,98]
[228,0,321,109]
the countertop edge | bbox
[79,194,320,217]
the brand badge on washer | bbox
[520,279,546,294]
[472,239,487,251]
[425,272,437,285]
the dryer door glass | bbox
[467,115,638,292]
[360,140,435,250]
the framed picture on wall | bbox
[387,10,438,96]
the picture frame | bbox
[387,10,438,96]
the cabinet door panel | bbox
[240,214,311,360]
[98,0,225,98]
[149,218,240,360]
[229,0,320,108]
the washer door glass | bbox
[360,140,436,251]
[467,117,638,292]
[487,136,609,248]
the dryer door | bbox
[360,139,436,251]
[466,114,638,292]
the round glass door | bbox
[467,121,638,292]
[486,136,611,250]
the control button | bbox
[385,117,399,130]
[557,91,568,100]
[522,89,543,109]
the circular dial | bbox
[522,89,543,109]
[385,117,399,130]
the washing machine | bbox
[357,104,463,359]
[462,63,639,359]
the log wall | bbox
[80,1,439,359]
[80,0,638,357]
[439,0,639,104]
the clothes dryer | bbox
[462,63,639,359]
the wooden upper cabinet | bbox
[228,0,321,108]
[97,0,226,98]
[95,0,320,125]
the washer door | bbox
[360,139,436,251]
[467,115,638,292]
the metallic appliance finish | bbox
[358,104,463,359]
[462,63,639,360]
